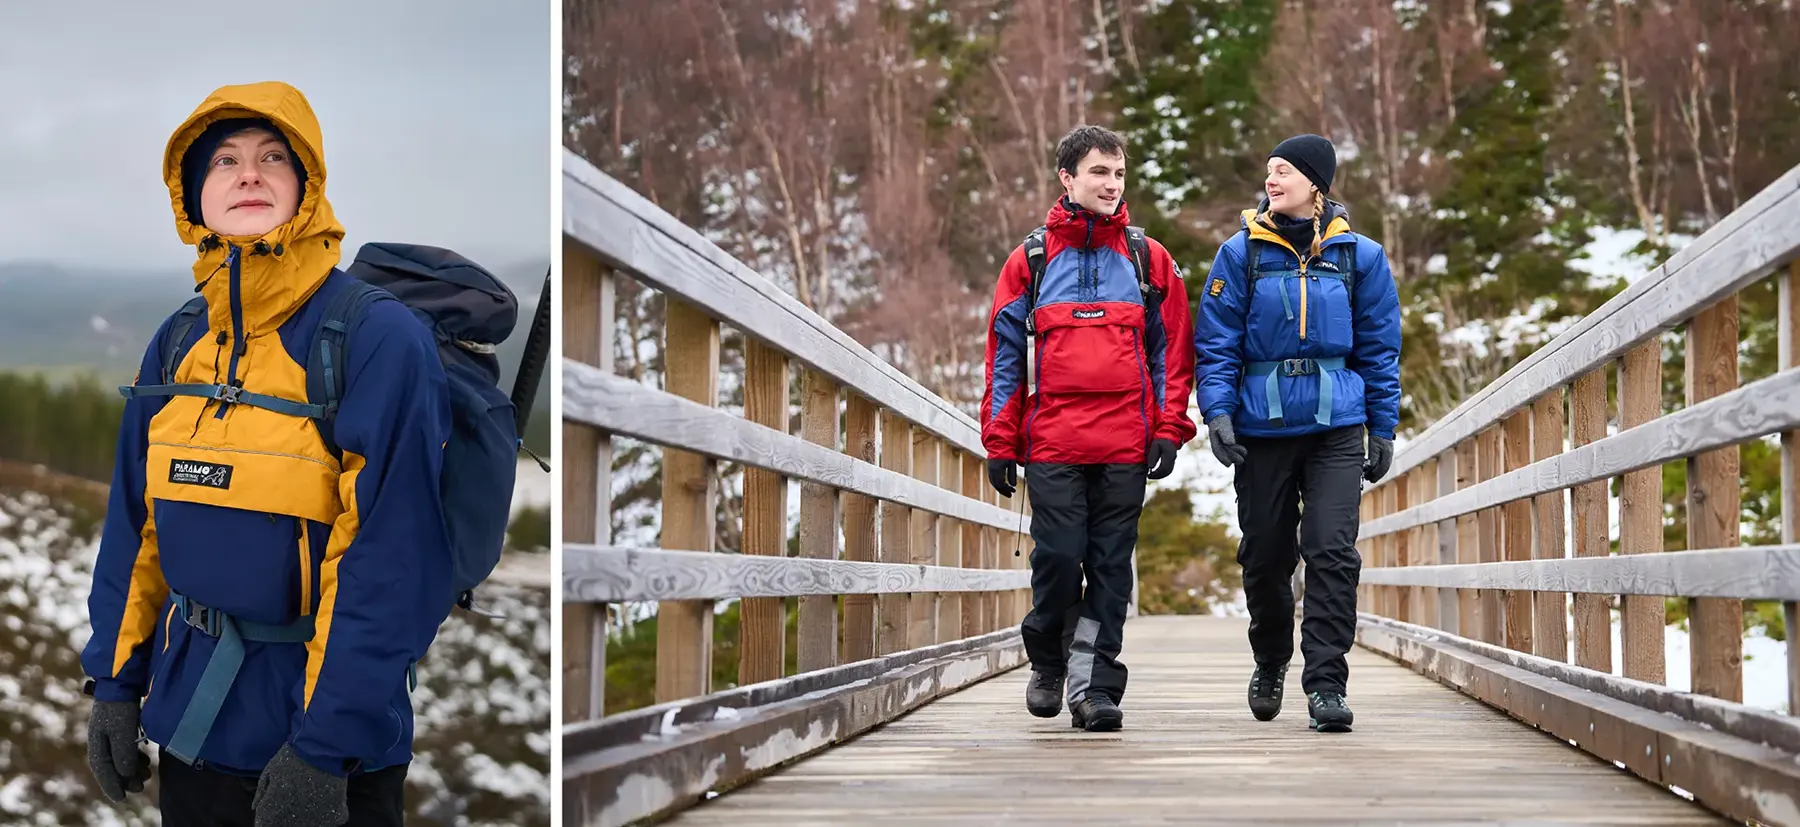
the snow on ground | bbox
[0,480,548,826]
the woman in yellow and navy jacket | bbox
[79,81,451,827]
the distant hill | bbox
[0,255,551,452]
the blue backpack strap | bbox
[121,294,332,419]
[306,278,392,457]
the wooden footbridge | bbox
[559,149,1800,826]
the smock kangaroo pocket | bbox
[1037,323,1143,393]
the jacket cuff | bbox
[87,677,144,704]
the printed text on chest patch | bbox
[169,459,234,490]
[1072,308,1106,320]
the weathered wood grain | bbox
[1477,426,1504,644]
[740,338,789,686]
[1358,612,1800,761]
[1381,162,1800,484]
[1783,260,1800,718]
[1686,297,1744,703]
[1362,360,1800,540]
[1502,410,1534,653]
[566,627,1021,755]
[1455,438,1479,638]
[1532,389,1569,662]
[910,433,940,648]
[1436,448,1459,634]
[876,411,911,657]
[1570,366,1612,673]
[565,546,1035,602]
[562,150,984,456]
[567,633,1026,827]
[841,394,878,664]
[1356,544,1800,600]
[655,298,719,703]
[563,362,1030,533]
[1619,340,1666,684]
[797,369,841,675]
[1356,614,1799,827]
[665,617,1727,826]
[561,249,610,720]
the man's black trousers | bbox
[1234,424,1365,696]
[157,746,408,826]
[1019,462,1146,705]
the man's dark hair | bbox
[1055,125,1128,176]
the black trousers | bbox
[1234,424,1365,695]
[1019,462,1146,705]
[157,747,408,827]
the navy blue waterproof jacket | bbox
[1193,202,1402,440]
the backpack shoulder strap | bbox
[161,296,210,384]
[1021,226,1048,336]
[306,277,396,456]
[1125,225,1155,300]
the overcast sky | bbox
[0,1,550,273]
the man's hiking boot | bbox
[1069,694,1123,732]
[1026,670,1065,718]
[1308,691,1354,733]
[1248,661,1288,721]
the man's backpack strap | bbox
[305,278,395,458]
[1021,226,1048,336]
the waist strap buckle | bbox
[1281,358,1316,377]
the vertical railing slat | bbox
[1686,298,1743,702]
[1532,388,1569,663]
[655,299,721,703]
[740,339,789,685]
[797,369,841,673]
[840,394,879,664]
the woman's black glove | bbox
[1146,438,1178,479]
[87,699,150,802]
[987,458,1017,497]
[1207,415,1248,467]
[1364,431,1394,482]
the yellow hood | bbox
[163,81,345,337]
[1239,205,1352,264]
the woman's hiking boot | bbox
[1308,691,1354,733]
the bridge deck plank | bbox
[661,616,1725,825]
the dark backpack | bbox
[1020,224,1161,337]
[129,243,524,618]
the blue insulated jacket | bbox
[1193,202,1402,440]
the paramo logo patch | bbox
[169,459,233,490]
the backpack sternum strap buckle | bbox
[1281,358,1316,377]
[212,384,243,405]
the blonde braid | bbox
[1310,190,1325,263]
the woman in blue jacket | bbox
[1192,134,1402,733]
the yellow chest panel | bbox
[144,332,344,525]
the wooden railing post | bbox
[876,411,911,655]
[562,250,614,720]
[798,369,841,673]
[1455,438,1479,637]
[1532,388,1569,662]
[740,339,788,685]
[1687,298,1743,701]
[1435,449,1458,634]
[910,433,941,647]
[1619,339,1665,683]
[1395,471,1412,623]
[936,445,962,643]
[1477,425,1504,644]
[656,299,721,703]
[1502,409,1534,653]
[1571,366,1612,673]
[1783,259,1800,716]
[1416,459,1439,630]
[841,395,879,664]
[961,452,984,639]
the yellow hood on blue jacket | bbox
[162,81,345,337]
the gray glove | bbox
[1207,414,1248,467]
[87,699,150,802]
[252,743,349,827]
[1364,431,1394,482]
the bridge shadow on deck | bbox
[662,615,1725,826]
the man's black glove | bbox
[252,743,350,827]
[1364,431,1394,482]
[987,457,1017,498]
[1146,438,1178,480]
[87,698,150,802]
[1207,414,1248,467]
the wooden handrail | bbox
[1352,163,1800,826]
[561,150,1038,826]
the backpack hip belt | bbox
[161,592,316,766]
